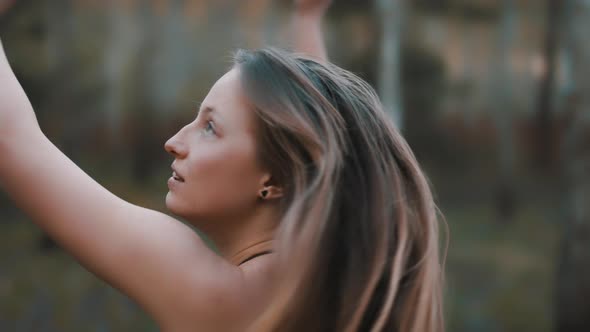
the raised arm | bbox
[0,39,239,329]
[291,0,332,61]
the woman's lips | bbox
[172,171,185,182]
[171,164,185,182]
[168,171,184,188]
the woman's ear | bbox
[259,173,284,199]
[259,186,284,199]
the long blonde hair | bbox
[234,48,446,332]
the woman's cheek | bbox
[185,147,237,202]
[188,146,229,181]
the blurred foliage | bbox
[415,0,501,21]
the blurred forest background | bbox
[0,0,589,331]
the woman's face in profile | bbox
[164,68,267,223]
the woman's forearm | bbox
[0,39,42,143]
[291,12,328,62]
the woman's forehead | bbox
[201,68,255,131]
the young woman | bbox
[0,1,445,331]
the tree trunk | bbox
[534,0,562,170]
[102,1,143,151]
[493,0,517,224]
[376,0,404,131]
[554,1,590,331]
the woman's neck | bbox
[200,204,279,265]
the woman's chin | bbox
[165,195,196,220]
[165,193,181,214]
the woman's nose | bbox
[164,131,187,158]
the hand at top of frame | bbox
[0,0,17,19]
[294,0,333,17]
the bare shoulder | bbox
[239,253,279,302]
[159,252,278,331]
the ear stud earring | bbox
[260,189,268,198]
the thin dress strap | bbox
[230,239,275,266]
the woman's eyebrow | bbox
[197,105,224,126]
[196,104,215,116]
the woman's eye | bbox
[203,121,216,135]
